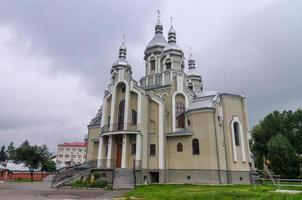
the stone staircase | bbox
[52,168,91,188]
[113,168,135,189]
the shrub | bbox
[91,171,101,180]
[71,179,107,188]
[95,179,107,188]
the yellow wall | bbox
[86,126,100,161]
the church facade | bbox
[86,17,251,184]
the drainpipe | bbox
[213,111,221,184]
[221,99,230,184]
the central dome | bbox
[145,19,168,54]
[145,34,168,51]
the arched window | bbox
[150,58,156,72]
[131,109,137,125]
[233,122,240,146]
[118,100,125,130]
[165,58,172,70]
[177,143,183,152]
[188,83,193,91]
[192,139,200,155]
[176,102,185,128]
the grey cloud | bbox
[0,0,301,151]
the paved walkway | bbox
[0,181,129,200]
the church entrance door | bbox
[115,136,123,168]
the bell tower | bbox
[186,48,203,93]
[111,37,132,84]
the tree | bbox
[6,142,15,160]
[251,109,302,178]
[41,159,56,172]
[267,134,299,178]
[14,141,55,181]
[39,144,56,172]
[0,146,8,162]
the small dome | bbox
[155,21,163,34]
[186,54,201,77]
[112,41,131,72]
[168,26,176,34]
[162,25,183,55]
[187,68,201,77]
[112,58,131,68]
[120,42,126,51]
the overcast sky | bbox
[0,0,301,152]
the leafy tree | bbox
[251,109,302,178]
[6,141,15,160]
[0,146,8,162]
[267,134,299,178]
[14,141,42,181]
[14,141,55,181]
[39,144,56,172]
[41,159,56,172]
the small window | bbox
[192,139,200,155]
[118,100,125,131]
[177,143,183,152]
[131,110,137,125]
[78,149,82,152]
[233,122,240,146]
[188,83,193,91]
[131,143,136,155]
[188,120,191,126]
[65,155,69,158]
[59,154,63,158]
[176,102,185,128]
[105,144,108,156]
[107,116,110,128]
[150,144,156,156]
[150,60,155,71]
[165,59,172,70]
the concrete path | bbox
[0,181,129,200]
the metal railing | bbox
[251,170,302,189]
[52,159,115,187]
[101,123,138,133]
[132,159,141,187]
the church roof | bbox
[89,108,102,126]
[162,43,183,53]
[112,58,131,68]
[0,164,6,170]
[186,68,201,77]
[145,34,168,51]
[186,91,219,112]
[58,142,87,147]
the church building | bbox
[86,15,251,186]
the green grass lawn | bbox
[126,184,302,200]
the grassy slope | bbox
[126,184,302,200]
